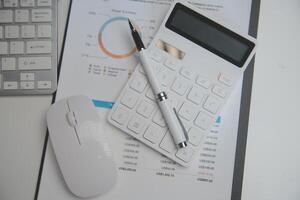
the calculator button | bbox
[150,51,164,63]
[146,88,155,101]
[130,74,147,93]
[137,100,155,118]
[188,127,205,146]
[121,90,139,109]
[212,85,227,98]
[168,93,182,110]
[128,115,146,134]
[144,124,166,144]
[180,67,194,80]
[152,110,166,127]
[171,77,189,96]
[176,146,194,163]
[187,86,206,105]
[179,102,198,121]
[218,73,233,86]
[3,81,18,90]
[20,81,34,89]
[164,58,180,71]
[111,106,129,125]
[194,111,212,131]
[160,131,177,153]
[157,67,175,87]
[20,73,35,81]
[203,95,221,114]
[196,76,210,89]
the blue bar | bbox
[92,99,114,109]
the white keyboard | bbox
[0,0,57,95]
[108,49,232,167]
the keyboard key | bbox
[188,127,205,146]
[37,0,52,6]
[37,81,51,89]
[196,75,210,89]
[121,89,139,109]
[218,73,233,86]
[180,67,194,80]
[20,0,35,7]
[5,25,19,39]
[111,106,129,125]
[4,0,18,7]
[10,41,25,54]
[212,85,227,98]
[157,67,174,87]
[171,77,189,96]
[152,110,166,127]
[21,25,35,38]
[164,58,180,71]
[20,72,35,81]
[143,124,166,144]
[159,132,177,153]
[203,95,221,114]
[0,42,8,54]
[37,24,52,38]
[127,115,146,134]
[0,26,3,38]
[20,81,34,89]
[0,10,13,23]
[31,9,52,22]
[15,9,30,22]
[150,51,163,63]
[26,41,52,54]
[187,86,206,105]
[2,57,16,70]
[176,146,194,163]
[136,100,155,118]
[130,74,147,93]
[179,102,198,121]
[19,57,51,70]
[194,111,212,131]
[4,81,18,90]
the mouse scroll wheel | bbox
[67,111,78,127]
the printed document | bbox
[38,0,252,199]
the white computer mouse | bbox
[46,95,117,198]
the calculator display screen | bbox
[165,3,255,67]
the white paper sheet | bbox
[38,0,252,199]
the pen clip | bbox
[173,108,189,141]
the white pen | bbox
[128,19,188,149]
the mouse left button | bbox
[67,111,77,127]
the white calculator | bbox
[108,1,256,167]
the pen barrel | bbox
[139,50,161,94]
[139,50,187,148]
[158,99,187,148]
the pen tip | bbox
[128,19,134,30]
